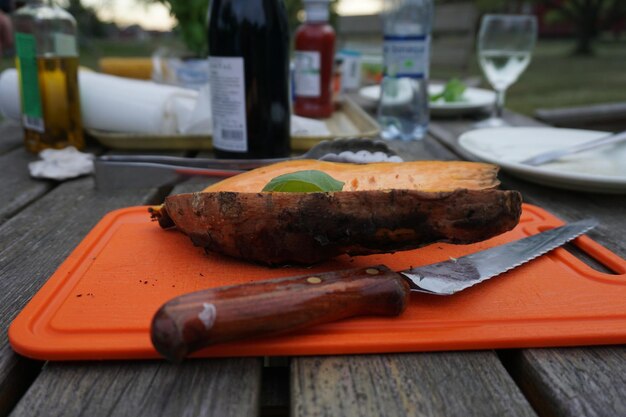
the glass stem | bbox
[494,88,506,119]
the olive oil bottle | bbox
[13,0,83,153]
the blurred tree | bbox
[50,0,108,38]
[541,0,626,55]
[470,0,626,56]
[144,0,208,57]
[65,0,107,38]
[141,0,337,56]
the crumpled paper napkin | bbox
[319,150,403,163]
[180,84,331,137]
[28,147,95,181]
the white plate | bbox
[458,127,626,194]
[358,83,496,116]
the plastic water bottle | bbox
[378,0,433,141]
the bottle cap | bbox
[304,0,330,23]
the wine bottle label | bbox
[294,51,321,97]
[14,33,45,133]
[209,57,248,152]
[383,35,430,79]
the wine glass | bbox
[476,14,537,127]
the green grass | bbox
[2,37,626,118]
[433,38,626,116]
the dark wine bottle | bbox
[208,0,291,159]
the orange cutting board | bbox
[9,204,626,360]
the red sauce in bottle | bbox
[293,0,335,118]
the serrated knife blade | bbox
[151,219,597,362]
[403,218,598,295]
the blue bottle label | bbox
[383,35,430,79]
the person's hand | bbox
[0,10,13,56]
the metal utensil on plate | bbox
[94,137,402,190]
[520,130,626,166]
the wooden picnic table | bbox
[0,104,624,417]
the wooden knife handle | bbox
[151,265,410,362]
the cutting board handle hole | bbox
[562,241,620,275]
[537,223,623,276]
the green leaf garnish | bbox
[262,170,345,192]
[430,78,467,103]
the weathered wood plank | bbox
[0,345,40,417]
[0,126,105,226]
[535,102,626,132]
[429,114,626,417]
[0,159,262,417]
[10,359,261,417]
[0,147,54,226]
[0,121,23,155]
[292,353,537,417]
[291,132,538,417]
[504,347,626,417]
[0,177,153,415]
[0,177,162,415]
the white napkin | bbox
[291,115,331,137]
[79,71,198,134]
[0,69,198,134]
[0,69,21,121]
[180,84,213,134]
[179,84,331,136]
[320,151,403,163]
[28,147,94,180]
[1,68,331,137]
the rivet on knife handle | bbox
[150,265,410,362]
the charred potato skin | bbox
[157,189,522,265]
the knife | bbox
[520,130,626,166]
[93,155,246,190]
[93,138,401,190]
[151,219,597,362]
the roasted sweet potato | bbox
[154,189,521,265]
[150,159,522,265]
[202,160,502,193]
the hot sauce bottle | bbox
[294,0,335,118]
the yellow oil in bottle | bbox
[22,56,83,153]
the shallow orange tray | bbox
[9,204,626,360]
